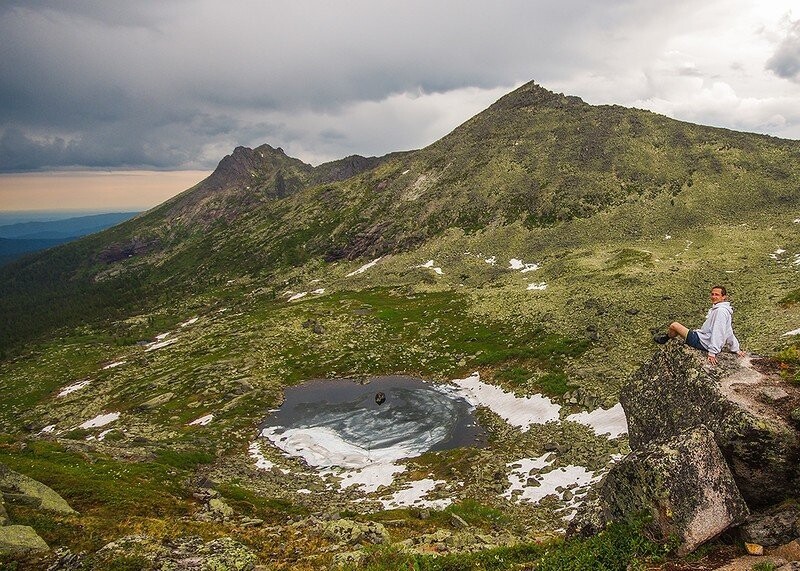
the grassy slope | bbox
[0,82,799,568]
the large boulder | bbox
[620,343,800,507]
[570,426,749,554]
[0,463,77,515]
[0,525,49,555]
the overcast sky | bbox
[1,1,799,208]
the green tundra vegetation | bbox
[0,81,798,569]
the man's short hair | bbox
[711,285,727,296]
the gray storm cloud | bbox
[0,1,797,173]
[767,20,800,82]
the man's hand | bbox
[707,354,718,365]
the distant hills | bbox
[0,80,798,354]
[0,212,139,266]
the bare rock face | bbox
[570,342,800,554]
[620,344,800,507]
[569,426,749,554]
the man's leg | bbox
[668,322,689,340]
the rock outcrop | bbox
[0,463,77,556]
[570,342,800,554]
[620,344,800,507]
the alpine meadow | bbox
[1,81,799,570]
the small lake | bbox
[260,376,486,469]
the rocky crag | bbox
[570,341,800,562]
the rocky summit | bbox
[0,81,799,569]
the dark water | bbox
[262,376,486,457]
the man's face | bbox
[710,288,726,303]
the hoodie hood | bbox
[713,301,733,315]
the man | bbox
[654,286,745,365]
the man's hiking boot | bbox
[653,333,670,345]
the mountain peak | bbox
[490,80,586,111]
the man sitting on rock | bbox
[654,285,745,365]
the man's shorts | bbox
[686,330,707,351]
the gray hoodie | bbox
[695,301,740,355]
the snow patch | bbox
[566,403,628,438]
[379,478,452,509]
[416,260,444,275]
[189,414,214,426]
[664,235,672,240]
[312,288,325,295]
[505,463,599,504]
[97,429,115,441]
[249,442,275,471]
[80,412,120,429]
[58,380,91,397]
[346,257,382,277]
[40,424,56,434]
[336,464,408,493]
[484,256,497,265]
[509,259,540,273]
[145,338,178,352]
[451,372,560,430]
[288,292,308,302]
[402,169,410,175]
[180,317,199,327]
[527,282,548,291]
[102,361,126,370]
[783,327,800,337]
[155,332,170,341]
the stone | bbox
[569,426,749,555]
[0,463,77,515]
[449,514,469,529]
[620,344,800,507]
[200,537,258,570]
[773,539,800,562]
[333,551,366,568]
[137,392,175,410]
[759,386,790,402]
[208,497,235,519]
[739,504,800,546]
[0,525,49,554]
[744,542,764,555]
[323,519,390,546]
[0,493,8,526]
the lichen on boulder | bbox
[0,525,50,555]
[620,343,800,507]
[582,426,748,553]
[570,342,800,554]
[0,463,77,515]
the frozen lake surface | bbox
[261,376,485,469]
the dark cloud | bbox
[0,1,796,172]
[767,20,800,81]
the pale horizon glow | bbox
[0,170,210,213]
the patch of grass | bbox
[351,517,667,571]
[774,340,800,384]
[0,439,191,518]
[153,448,216,470]
[534,372,570,397]
[779,287,800,308]
[215,483,309,518]
[606,248,653,270]
[273,288,589,384]
[444,499,509,527]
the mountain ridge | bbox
[1,80,799,351]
